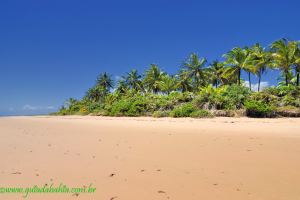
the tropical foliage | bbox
[55,38,300,118]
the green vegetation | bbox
[244,100,275,118]
[56,38,300,118]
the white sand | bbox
[1,116,300,200]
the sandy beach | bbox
[1,116,300,200]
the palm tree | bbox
[86,87,100,102]
[115,79,129,94]
[143,64,165,93]
[208,60,226,88]
[223,47,252,86]
[160,74,178,94]
[176,70,193,92]
[86,85,107,102]
[182,53,208,90]
[249,43,272,91]
[96,72,114,92]
[270,38,299,86]
[64,98,78,109]
[123,69,143,91]
[294,44,300,86]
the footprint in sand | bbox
[110,197,118,200]
[141,169,145,172]
[158,190,166,194]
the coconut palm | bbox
[270,38,299,86]
[85,85,108,102]
[123,69,143,91]
[86,87,100,102]
[294,45,300,86]
[250,43,272,91]
[160,74,178,94]
[208,60,226,88]
[143,64,165,93]
[223,47,252,86]
[176,70,193,92]
[182,53,208,90]
[96,72,114,92]
[115,79,129,94]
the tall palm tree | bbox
[208,60,226,88]
[182,53,208,90]
[249,43,272,91]
[223,47,252,86]
[115,79,129,94]
[294,44,300,86]
[143,64,165,93]
[176,70,193,92]
[96,72,114,92]
[160,74,178,94]
[123,69,143,91]
[85,85,107,102]
[270,38,299,86]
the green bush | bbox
[152,110,169,118]
[249,92,279,105]
[190,110,214,118]
[169,103,196,117]
[245,100,275,118]
[108,95,149,116]
[56,85,300,118]
[109,99,132,116]
[194,85,250,110]
[276,106,300,117]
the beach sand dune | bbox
[1,116,300,200]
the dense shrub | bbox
[244,100,275,118]
[213,110,236,117]
[249,92,279,105]
[194,85,250,110]
[190,110,214,118]
[56,85,300,118]
[152,110,169,118]
[276,106,300,117]
[169,103,196,117]
[109,97,148,116]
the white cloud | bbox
[22,105,56,111]
[243,81,270,91]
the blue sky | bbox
[0,0,299,115]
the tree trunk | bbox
[248,72,251,91]
[285,72,288,86]
[297,72,300,86]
